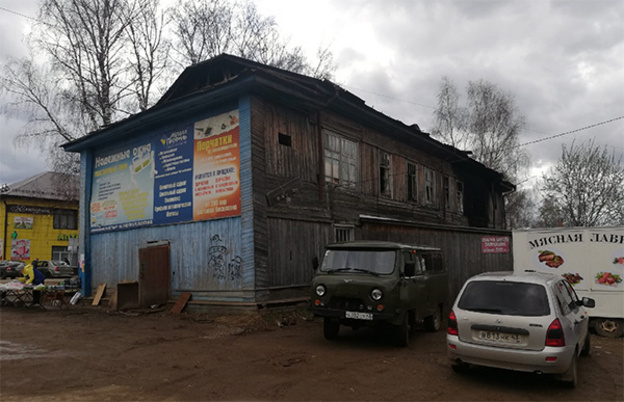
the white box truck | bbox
[513,227,624,338]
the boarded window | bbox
[324,131,358,187]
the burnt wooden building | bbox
[64,54,514,310]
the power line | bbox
[0,6,45,25]
[518,115,624,148]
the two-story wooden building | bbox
[64,54,514,309]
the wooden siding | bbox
[266,218,332,289]
[89,217,255,302]
[360,220,512,303]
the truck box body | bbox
[512,227,624,337]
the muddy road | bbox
[0,306,622,401]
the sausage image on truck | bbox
[310,241,448,347]
[512,227,624,337]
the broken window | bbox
[324,131,358,187]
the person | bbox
[21,260,46,305]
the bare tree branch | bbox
[539,139,624,227]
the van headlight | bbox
[371,288,383,301]
[315,285,326,297]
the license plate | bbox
[478,330,521,344]
[345,311,373,320]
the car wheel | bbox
[451,362,469,373]
[323,318,340,340]
[424,306,442,332]
[580,333,591,357]
[394,314,410,347]
[1,272,6,280]
[44,271,53,279]
[560,354,578,388]
[594,318,624,338]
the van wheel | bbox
[594,318,624,338]
[394,314,410,347]
[323,318,340,340]
[424,306,442,332]
[560,355,577,388]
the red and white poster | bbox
[482,236,510,254]
[193,110,241,220]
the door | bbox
[138,244,170,307]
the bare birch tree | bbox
[539,140,624,227]
[431,77,532,228]
[169,0,334,79]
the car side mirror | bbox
[580,297,595,308]
[404,262,415,277]
[312,256,319,271]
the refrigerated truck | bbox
[512,226,624,338]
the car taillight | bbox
[545,318,565,347]
[55,266,60,272]
[447,310,459,336]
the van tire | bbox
[424,306,442,332]
[594,318,624,338]
[394,314,410,347]
[323,318,340,340]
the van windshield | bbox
[320,249,396,275]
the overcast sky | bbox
[1,0,623,192]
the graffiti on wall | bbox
[208,234,242,284]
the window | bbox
[379,152,392,196]
[422,252,444,272]
[334,225,354,242]
[52,246,72,263]
[278,132,291,147]
[443,176,450,210]
[53,209,77,230]
[425,168,436,205]
[324,131,358,187]
[456,181,464,213]
[407,163,418,201]
[458,281,550,317]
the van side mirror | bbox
[404,262,415,277]
[580,297,595,308]
[312,256,319,271]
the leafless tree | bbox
[123,0,171,112]
[539,140,624,227]
[431,76,468,148]
[169,0,334,79]
[505,188,536,229]
[431,78,531,228]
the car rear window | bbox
[458,280,550,316]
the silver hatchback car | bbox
[447,271,595,388]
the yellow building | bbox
[0,172,79,264]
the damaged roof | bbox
[63,53,514,191]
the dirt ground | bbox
[0,304,622,402]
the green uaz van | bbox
[310,241,448,346]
